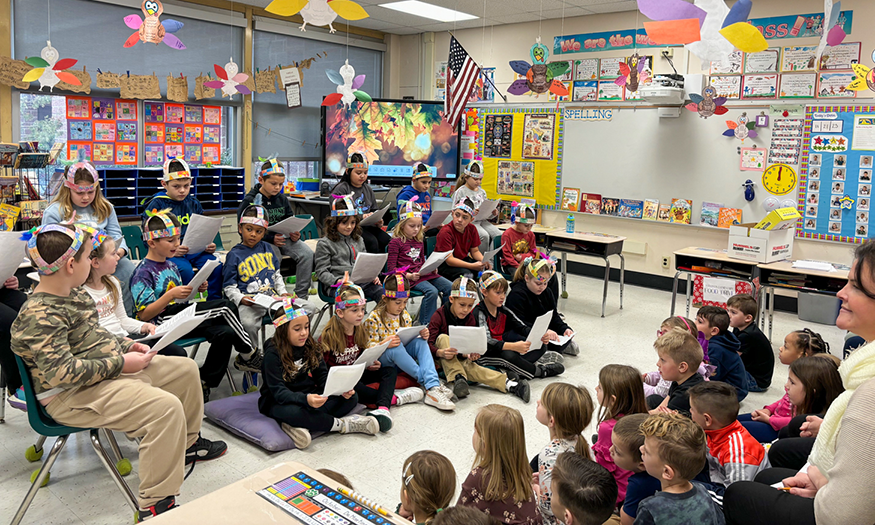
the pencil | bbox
[778,486,792,492]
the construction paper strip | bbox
[719,22,769,53]
[644,19,702,45]
[637,0,706,26]
[721,0,752,28]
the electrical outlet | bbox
[661,47,674,58]
[662,256,671,269]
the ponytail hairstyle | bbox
[454,160,482,191]
[791,328,830,357]
[789,356,845,415]
[401,451,456,525]
[270,304,322,382]
[52,162,113,222]
[597,364,649,423]
[374,272,412,326]
[473,404,535,503]
[660,316,698,338]
[540,382,594,459]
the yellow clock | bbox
[762,163,797,195]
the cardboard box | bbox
[754,207,802,231]
[728,223,795,263]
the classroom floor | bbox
[0,273,847,525]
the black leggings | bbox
[362,226,391,254]
[0,288,27,393]
[478,347,545,380]
[264,393,359,433]
[723,468,815,525]
[355,366,397,408]
[768,437,815,470]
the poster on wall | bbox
[496,160,535,197]
[781,46,817,71]
[709,75,742,99]
[819,42,861,70]
[599,58,623,79]
[92,98,115,120]
[710,50,743,75]
[597,80,624,101]
[743,48,781,74]
[550,61,574,82]
[742,74,778,99]
[573,58,599,80]
[522,114,555,160]
[434,60,447,101]
[818,72,858,98]
[571,80,598,101]
[483,114,513,158]
[779,72,817,98]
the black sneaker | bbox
[234,351,263,373]
[504,368,520,381]
[185,434,227,465]
[536,362,565,378]
[452,376,470,399]
[509,380,531,403]
[135,496,176,522]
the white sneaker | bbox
[339,414,380,435]
[394,387,424,406]
[424,386,456,411]
[438,383,455,398]
[367,408,393,432]
[281,423,312,449]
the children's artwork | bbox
[496,160,535,197]
[203,125,220,144]
[202,145,220,165]
[22,41,81,91]
[741,74,778,99]
[184,125,202,143]
[669,198,692,224]
[549,61,574,82]
[657,204,672,222]
[724,113,758,142]
[548,82,571,102]
[781,46,817,72]
[643,199,659,221]
[165,104,183,123]
[740,147,767,171]
[203,106,221,125]
[583,194,601,214]
[184,105,202,123]
[66,96,90,119]
[615,54,651,93]
[483,114,512,158]
[818,42,861,70]
[145,144,163,165]
[204,58,251,98]
[145,123,164,143]
[508,41,569,97]
[571,81,597,101]
[601,197,619,217]
[67,142,91,161]
[619,199,643,219]
[573,58,599,80]
[598,57,623,79]
[145,101,164,122]
[67,120,92,141]
[597,80,624,101]
[122,0,186,50]
[91,98,114,119]
[718,207,742,228]
[165,144,183,159]
[522,114,555,160]
[165,123,183,143]
[743,48,780,74]
[686,86,728,118]
[779,72,817,99]
[708,76,741,100]
[92,142,114,164]
[818,72,857,98]
[115,143,137,165]
[700,202,722,226]
[811,135,848,152]
[115,99,137,120]
[184,145,201,163]
[94,121,116,142]
[561,188,581,211]
[116,122,137,142]
[710,50,743,75]
[265,0,369,33]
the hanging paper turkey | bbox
[123,0,186,50]
[204,58,251,97]
[508,41,569,97]
[615,53,650,92]
[22,41,81,92]
[846,63,875,94]
[723,113,758,142]
[685,86,728,118]
[322,59,372,108]
[265,0,369,33]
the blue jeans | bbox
[170,251,223,300]
[413,277,453,326]
[746,371,768,393]
[738,413,779,443]
[378,338,439,391]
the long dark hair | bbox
[270,307,322,382]
[789,356,844,415]
[853,240,875,299]
[340,152,367,185]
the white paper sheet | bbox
[418,250,452,275]
[473,200,499,222]
[184,259,221,301]
[250,293,281,309]
[139,304,198,341]
[449,326,487,355]
[526,311,554,351]
[792,260,836,272]
[279,67,301,85]
[350,253,388,284]
[268,216,312,237]
[424,210,451,230]
[480,243,505,265]
[360,204,391,227]
[321,363,367,397]
[0,232,27,283]
[396,325,425,345]
[353,340,391,367]
[181,214,223,254]
[554,331,576,346]
[147,315,207,354]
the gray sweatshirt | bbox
[314,234,367,288]
[330,181,377,214]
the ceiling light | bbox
[379,1,478,23]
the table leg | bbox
[670,271,681,316]
[759,290,767,330]
[602,257,611,318]
[768,288,775,341]
[618,254,625,310]
[561,252,568,299]
[685,274,692,318]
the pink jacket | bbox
[763,392,795,431]
[593,418,632,504]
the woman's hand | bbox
[140,323,157,335]
[800,416,823,438]
[307,394,327,408]
[782,472,818,498]
[808,465,828,492]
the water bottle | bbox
[566,214,575,233]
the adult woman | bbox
[723,240,875,525]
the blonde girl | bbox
[453,161,500,254]
[398,450,457,524]
[535,383,594,525]
[388,198,453,324]
[459,404,542,525]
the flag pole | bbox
[449,31,507,103]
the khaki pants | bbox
[436,334,507,392]
[45,356,203,509]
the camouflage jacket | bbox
[11,288,132,399]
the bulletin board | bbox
[797,105,875,244]
[144,101,221,166]
[479,108,564,207]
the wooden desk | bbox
[151,461,413,525]
[671,247,760,318]
[757,260,849,340]
[546,230,625,317]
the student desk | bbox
[495,222,555,246]
[150,461,413,525]
[545,230,625,317]
[671,247,760,318]
[757,260,849,341]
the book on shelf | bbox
[19,200,47,220]
[657,204,672,222]
[0,203,20,231]
[0,143,19,167]
[717,208,743,228]
[582,193,601,214]
[669,198,692,224]
[619,199,643,219]
[642,199,659,221]
[601,197,620,216]
[700,202,723,227]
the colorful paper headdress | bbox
[332,273,367,312]
[64,161,100,192]
[412,164,433,180]
[142,208,181,240]
[478,270,506,292]
[454,197,475,217]
[331,193,361,217]
[347,153,369,171]
[524,251,557,282]
[75,223,109,249]
[163,156,191,182]
[240,205,269,229]
[384,268,410,299]
[450,276,479,299]
[272,296,309,327]
[259,156,284,177]
[400,196,422,221]
[464,161,484,179]
[21,224,86,275]
[512,201,536,224]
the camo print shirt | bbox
[11,289,130,399]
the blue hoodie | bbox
[707,331,748,401]
[140,191,203,236]
[396,185,432,222]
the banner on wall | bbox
[553,11,854,55]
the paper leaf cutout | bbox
[719,22,768,53]
[508,78,530,95]
[330,0,369,20]
[124,32,141,48]
[509,60,531,76]
[124,14,142,29]
[321,92,343,106]
[644,19,702,44]
[24,56,49,68]
[847,64,872,91]
[22,68,43,82]
[352,74,366,90]
[203,80,224,89]
[827,25,846,47]
[236,84,252,95]
[354,90,372,102]
[721,0,752,28]
[55,71,81,85]
[265,0,309,17]
[162,19,184,33]
[53,58,77,71]
[163,34,185,50]
[326,69,344,86]
[213,64,228,80]
[232,72,248,83]
[550,80,568,96]
[637,0,706,26]
[685,0,734,65]
[689,94,704,104]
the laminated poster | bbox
[710,50,744,75]
[572,80,598,101]
[740,147,767,171]
[599,57,623,79]
[597,80,624,101]
[742,74,778,99]
[743,48,780,74]
[483,114,513,159]
[522,114,555,160]
[709,75,741,99]
[818,42,861,71]
[779,73,817,99]
[781,46,817,72]
[574,58,599,80]
[497,160,535,197]
[817,72,857,98]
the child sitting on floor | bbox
[696,306,748,401]
[398,450,457,524]
[727,293,774,392]
[500,202,559,302]
[643,316,711,400]
[453,161,500,254]
[436,197,491,281]
[647,328,705,416]
[550,452,618,525]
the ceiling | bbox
[242,0,640,35]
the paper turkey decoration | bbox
[723,113,758,142]
[508,41,569,97]
[22,41,81,92]
[265,0,368,33]
[847,62,875,94]
[685,86,728,118]
[204,58,251,97]
[615,53,650,92]
[322,60,372,108]
[123,0,186,50]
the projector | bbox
[640,85,685,106]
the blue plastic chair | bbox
[121,225,147,260]
[11,356,138,525]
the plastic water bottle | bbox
[566,214,575,233]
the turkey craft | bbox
[508,41,569,97]
[204,58,251,97]
[22,41,81,92]
[322,59,372,108]
[265,0,369,33]
[685,86,728,118]
[847,57,875,94]
[615,53,650,92]
[123,0,186,50]
[723,113,758,142]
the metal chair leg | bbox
[33,434,47,454]
[102,428,125,463]
[225,367,238,393]
[90,430,138,513]
[11,435,68,525]
[0,365,6,423]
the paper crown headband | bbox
[347,153,368,170]
[75,223,109,250]
[240,205,269,228]
[524,252,556,282]
[478,270,506,291]
[450,276,478,299]
[142,209,182,240]
[272,296,309,328]
[400,195,422,221]
[64,162,100,192]
[464,161,483,179]
[453,197,475,216]
[163,156,192,182]
[331,193,362,217]
[512,201,536,224]
[21,224,86,275]
[259,157,284,177]
[384,268,410,299]
[412,164,433,180]
[332,272,367,311]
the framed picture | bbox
[817,72,858,98]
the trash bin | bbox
[797,291,841,325]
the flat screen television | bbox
[321,99,459,185]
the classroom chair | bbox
[386,219,398,231]
[177,337,255,395]
[493,236,513,280]
[11,356,138,525]
[121,225,147,261]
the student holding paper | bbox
[427,277,531,403]
[130,209,255,403]
[452,161,500,254]
[237,158,314,299]
[330,152,391,254]
[388,198,453,326]
[396,164,436,235]
[260,297,379,450]
[436,197,492,282]
[501,203,559,304]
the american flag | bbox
[446,36,481,129]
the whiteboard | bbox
[559,106,780,225]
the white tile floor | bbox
[0,274,847,524]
